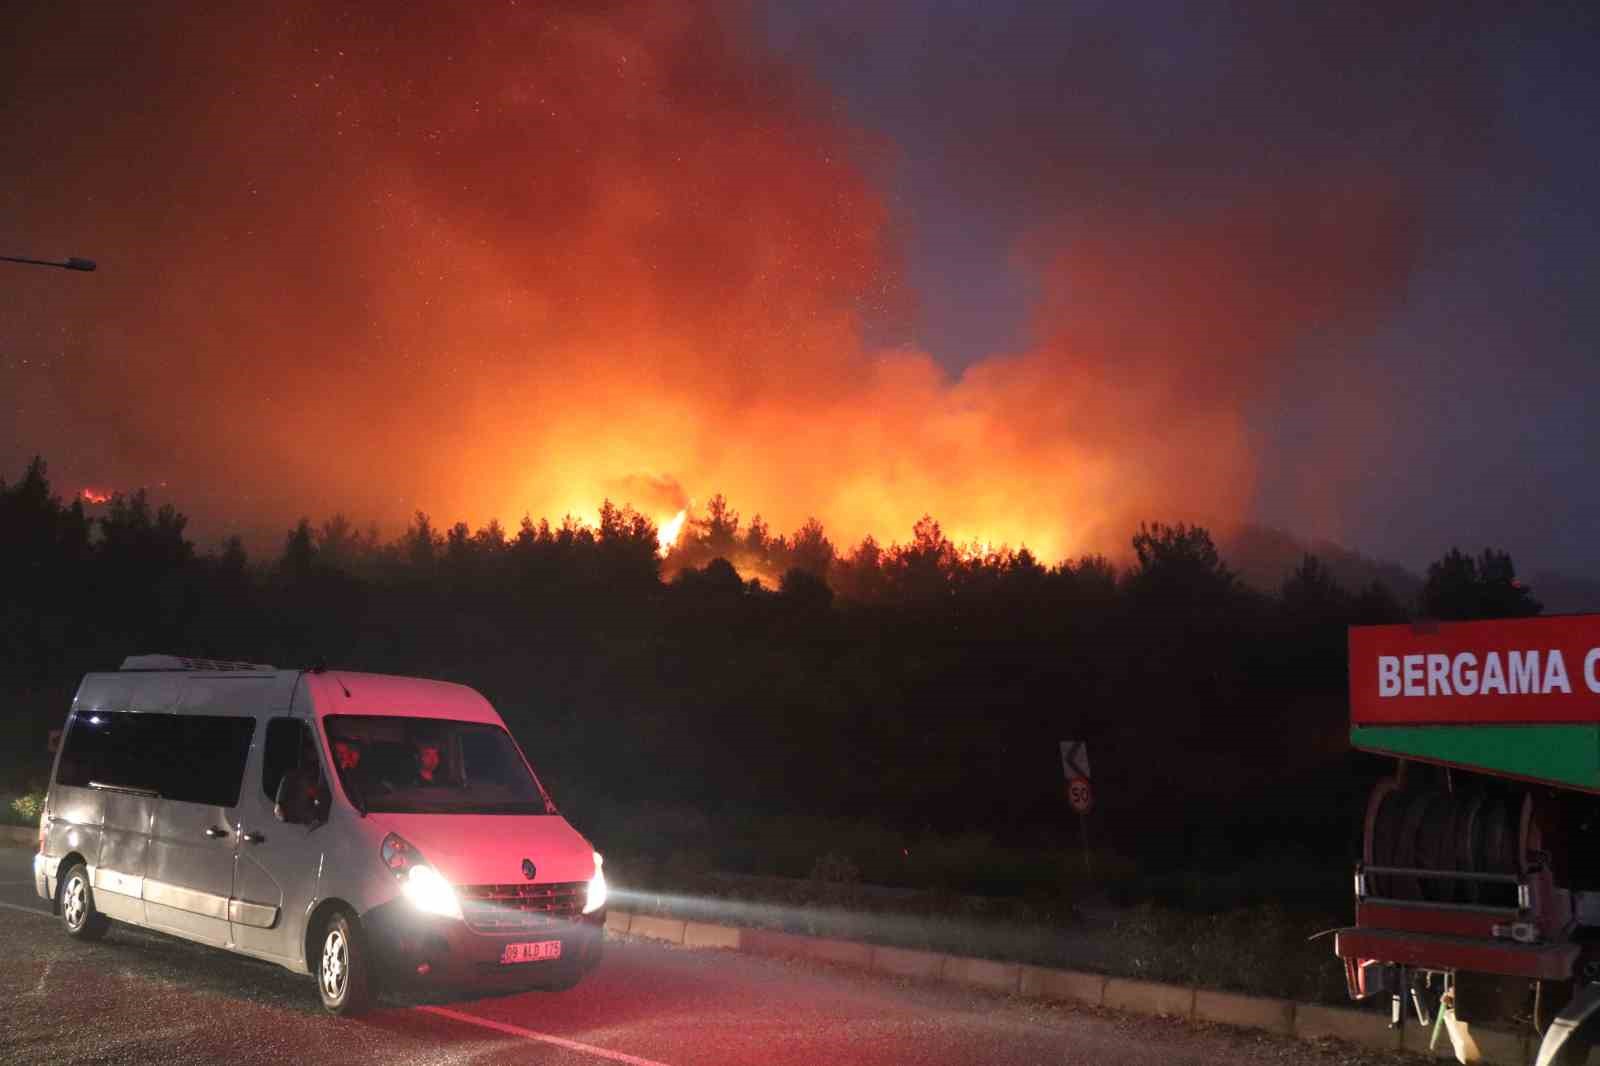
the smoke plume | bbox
[1,2,1489,562]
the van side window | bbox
[56,711,251,805]
[141,714,256,807]
[262,718,316,802]
[56,712,141,790]
[175,716,255,806]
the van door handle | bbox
[204,827,229,839]
[241,831,266,845]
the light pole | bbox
[1,254,96,272]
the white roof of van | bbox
[299,670,504,726]
[121,654,276,671]
[83,661,504,727]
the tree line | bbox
[0,456,1543,869]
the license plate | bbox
[500,939,562,965]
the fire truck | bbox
[1336,616,1600,1065]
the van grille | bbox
[457,881,587,933]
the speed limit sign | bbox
[1067,776,1093,813]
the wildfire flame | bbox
[80,488,111,505]
[657,510,688,558]
[955,538,997,563]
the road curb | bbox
[1293,1002,1400,1051]
[1104,977,1195,1019]
[873,945,945,980]
[683,920,740,950]
[1019,964,1105,1006]
[1194,988,1295,1036]
[606,908,1531,1064]
[737,928,800,956]
[803,936,874,968]
[627,914,686,945]
[942,955,1020,993]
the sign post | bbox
[1060,740,1093,876]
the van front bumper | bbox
[33,852,52,904]
[365,900,606,985]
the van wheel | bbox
[317,911,373,1016]
[59,861,109,941]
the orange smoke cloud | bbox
[4,3,1420,562]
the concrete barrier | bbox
[943,956,1020,993]
[0,826,36,847]
[1019,966,1105,1006]
[628,914,686,945]
[604,909,632,935]
[1104,977,1195,1020]
[1193,990,1295,1036]
[872,946,946,981]
[1293,1003,1400,1052]
[683,921,741,950]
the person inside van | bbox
[415,741,441,783]
[413,733,448,786]
[333,737,363,772]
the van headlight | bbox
[403,863,464,920]
[381,832,462,920]
[583,851,607,914]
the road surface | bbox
[0,847,1396,1065]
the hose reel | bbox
[1363,777,1529,907]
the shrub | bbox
[8,792,43,823]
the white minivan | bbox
[32,655,607,1014]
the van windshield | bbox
[322,715,556,815]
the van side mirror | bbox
[274,767,328,825]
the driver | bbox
[333,737,363,772]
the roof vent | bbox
[119,655,276,672]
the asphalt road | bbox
[0,846,1395,1066]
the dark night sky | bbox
[3,1,1597,577]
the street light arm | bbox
[1,254,97,272]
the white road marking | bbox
[0,900,50,917]
[416,1004,677,1066]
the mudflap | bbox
[1536,984,1600,1066]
